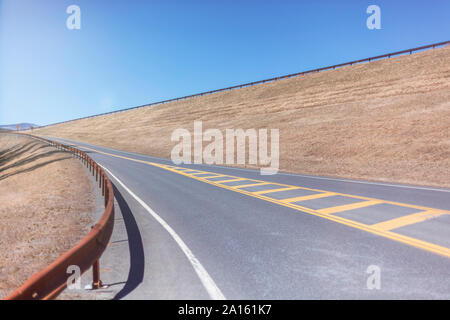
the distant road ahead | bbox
[49,137,450,299]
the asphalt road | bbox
[50,137,450,300]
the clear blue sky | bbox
[1,0,449,126]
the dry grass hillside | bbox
[0,133,94,298]
[33,46,450,187]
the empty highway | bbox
[49,137,450,300]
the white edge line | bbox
[99,164,226,300]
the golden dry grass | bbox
[0,133,94,298]
[33,46,450,187]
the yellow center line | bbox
[253,186,300,195]
[371,210,449,231]
[200,174,227,179]
[188,171,211,175]
[280,192,335,203]
[317,200,382,214]
[233,182,272,189]
[203,174,228,179]
[191,173,221,177]
[68,143,450,259]
[216,178,247,183]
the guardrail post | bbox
[92,260,102,289]
[104,186,108,207]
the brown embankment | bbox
[32,46,450,187]
[0,133,94,298]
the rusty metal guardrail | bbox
[35,40,449,129]
[4,135,114,300]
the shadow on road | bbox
[111,184,145,300]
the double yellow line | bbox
[74,143,450,259]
